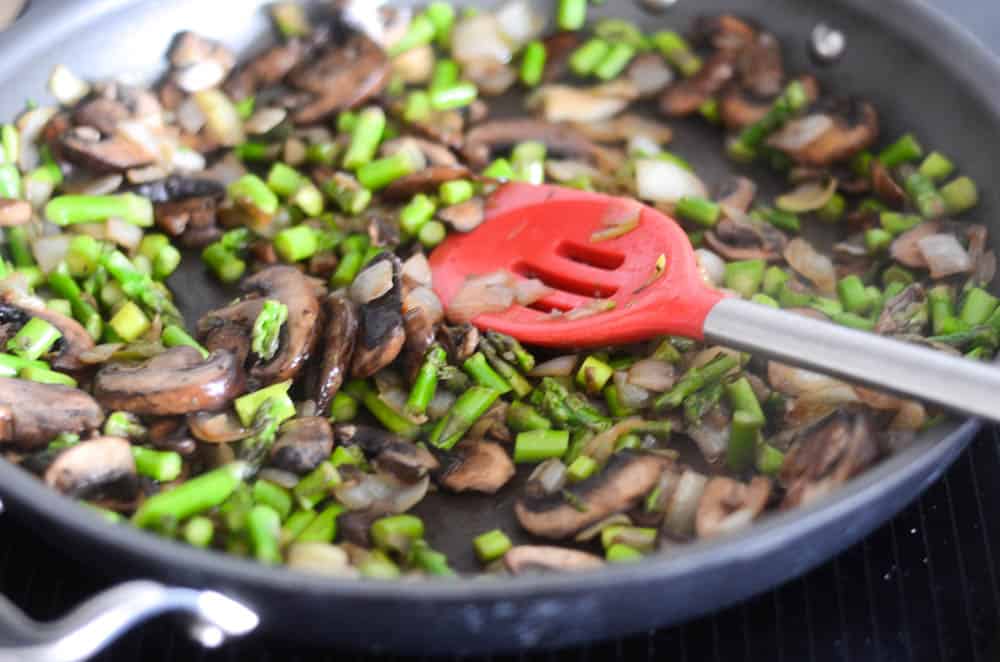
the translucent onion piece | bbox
[775,177,838,213]
[31,235,71,274]
[917,233,973,279]
[766,114,835,152]
[784,237,837,295]
[528,355,578,377]
[446,270,517,323]
[635,158,708,203]
[627,358,676,392]
[695,248,725,287]
[48,64,91,106]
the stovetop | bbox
[2,425,999,662]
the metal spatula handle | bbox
[705,298,1000,421]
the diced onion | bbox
[106,217,144,251]
[31,235,71,274]
[628,53,674,97]
[917,233,972,279]
[766,114,835,152]
[528,458,568,494]
[175,60,228,93]
[695,248,725,287]
[392,44,435,84]
[614,370,651,410]
[514,277,553,305]
[784,237,837,295]
[452,14,512,65]
[495,0,544,46]
[446,270,517,323]
[635,158,708,204]
[176,97,207,134]
[48,64,91,106]
[686,422,729,463]
[627,358,676,392]
[194,89,246,147]
[349,259,394,304]
[529,355,578,377]
[334,473,429,513]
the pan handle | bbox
[0,502,259,662]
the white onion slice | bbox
[627,358,676,392]
[48,64,91,106]
[106,217,144,252]
[452,14,512,65]
[31,235,71,274]
[635,158,708,203]
[766,114,835,152]
[528,355,578,377]
[917,233,973,279]
[495,0,544,46]
[784,237,837,295]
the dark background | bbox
[3,1,1000,661]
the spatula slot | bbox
[556,242,626,270]
[512,261,618,298]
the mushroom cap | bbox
[0,299,95,372]
[43,436,136,496]
[94,346,245,416]
[438,440,515,494]
[312,293,358,413]
[269,416,334,475]
[515,451,669,540]
[0,377,104,449]
[694,475,772,538]
[503,545,604,574]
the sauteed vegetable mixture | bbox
[0,0,993,577]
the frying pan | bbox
[0,0,998,658]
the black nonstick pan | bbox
[0,0,998,659]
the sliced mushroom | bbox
[382,165,473,201]
[437,323,480,363]
[0,377,103,449]
[269,416,334,475]
[438,198,485,233]
[312,293,358,414]
[0,299,94,371]
[401,286,444,379]
[199,266,322,385]
[737,32,784,97]
[694,476,771,538]
[777,99,879,167]
[659,52,736,117]
[133,175,225,247]
[870,159,907,209]
[72,96,132,135]
[438,440,514,494]
[691,14,758,52]
[94,347,244,416]
[515,451,668,540]
[540,31,582,83]
[61,130,155,173]
[462,119,612,170]
[372,441,439,484]
[350,254,405,378]
[503,545,604,575]
[288,34,390,124]
[381,136,459,167]
[43,436,136,497]
[781,408,881,508]
[225,39,307,99]
[721,75,819,130]
[705,216,788,262]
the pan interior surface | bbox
[0,0,995,653]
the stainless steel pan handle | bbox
[0,500,258,662]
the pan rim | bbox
[0,0,995,605]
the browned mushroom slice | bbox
[438,440,514,494]
[541,32,582,83]
[691,14,758,51]
[94,347,244,416]
[870,159,907,208]
[0,377,104,450]
[503,545,604,575]
[134,176,226,244]
[437,323,480,363]
[381,136,459,167]
[462,119,611,170]
[0,299,94,371]
[72,97,132,135]
[382,165,473,201]
[780,408,880,508]
[43,436,136,496]
[704,216,788,262]
[289,34,390,124]
[659,52,736,118]
[737,32,784,97]
[269,416,334,475]
[776,100,879,167]
[0,199,31,227]
[400,286,444,380]
[312,293,358,414]
[694,476,771,538]
[61,131,155,173]
[373,441,439,484]
[515,451,668,540]
[721,75,819,130]
[199,266,322,385]
[438,198,485,233]
[351,254,405,378]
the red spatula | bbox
[430,182,1000,421]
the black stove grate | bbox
[2,426,999,662]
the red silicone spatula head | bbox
[430,182,727,347]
